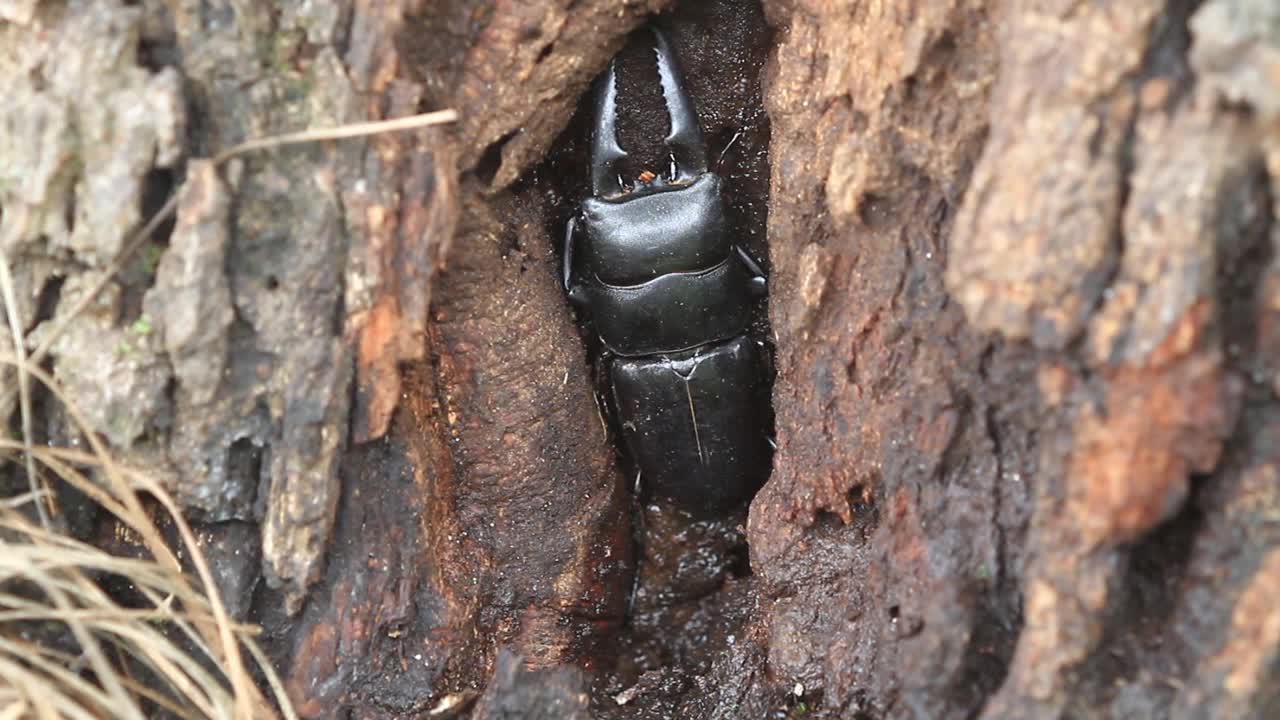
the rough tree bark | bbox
[2,0,1278,718]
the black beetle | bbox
[563,29,771,514]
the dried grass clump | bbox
[0,355,295,720]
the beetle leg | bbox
[563,216,591,306]
[652,28,707,183]
[562,216,577,291]
[734,245,769,296]
[591,61,629,198]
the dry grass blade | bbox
[0,699,29,720]
[211,108,458,163]
[0,636,126,718]
[1,638,195,717]
[0,250,49,529]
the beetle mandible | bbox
[563,28,771,514]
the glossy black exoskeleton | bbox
[563,29,771,514]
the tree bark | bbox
[2,0,1278,718]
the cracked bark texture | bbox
[2,0,1279,718]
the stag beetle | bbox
[563,29,771,514]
